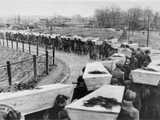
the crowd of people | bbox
[73,44,154,120]
[117,44,152,80]
[111,46,154,120]
[0,30,157,120]
[0,31,117,60]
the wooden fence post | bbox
[3,38,4,46]
[29,41,31,54]
[16,39,18,50]
[46,50,49,75]
[52,39,55,65]
[6,61,12,86]
[33,55,37,81]
[11,39,13,48]
[3,32,5,46]
[36,41,39,56]
[6,38,8,47]
[22,41,24,52]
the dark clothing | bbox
[111,67,124,85]
[118,108,135,120]
[130,84,160,120]
[117,63,131,81]
[130,55,138,70]
[72,76,88,101]
[117,102,139,120]
[136,51,144,68]
[142,55,151,67]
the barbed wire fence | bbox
[0,34,55,91]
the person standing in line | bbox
[118,89,139,120]
[72,67,88,101]
[142,50,152,67]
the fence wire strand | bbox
[0,38,54,89]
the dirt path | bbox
[55,51,92,84]
[37,58,70,86]
[0,40,69,86]
[0,39,92,85]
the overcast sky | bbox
[0,0,159,17]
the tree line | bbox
[94,6,160,31]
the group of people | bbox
[72,67,139,120]
[117,45,152,80]
[4,32,53,46]
[0,31,117,60]
[72,45,154,120]
[55,36,117,60]
[0,30,157,120]
[111,45,157,120]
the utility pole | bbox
[127,13,130,43]
[147,15,150,47]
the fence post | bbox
[33,55,37,81]
[16,38,18,50]
[3,38,4,46]
[46,50,49,75]
[36,40,39,56]
[29,41,31,54]
[3,32,6,46]
[11,39,13,48]
[6,38,8,47]
[6,61,12,86]
[52,39,55,65]
[22,41,24,52]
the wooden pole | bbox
[27,34,31,54]
[36,39,39,56]
[2,32,6,46]
[6,38,8,47]
[4,32,6,46]
[127,13,130,43]
[46,50,49,75]
[33,55,37,81]
[22,41,24,52]
[29,41,31,54]
[52,39,55,65]
[6,61,12,86]
[16,38,18,50]
[3,38,4,46]
[11,39,13,48]
[147,15,150,47]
